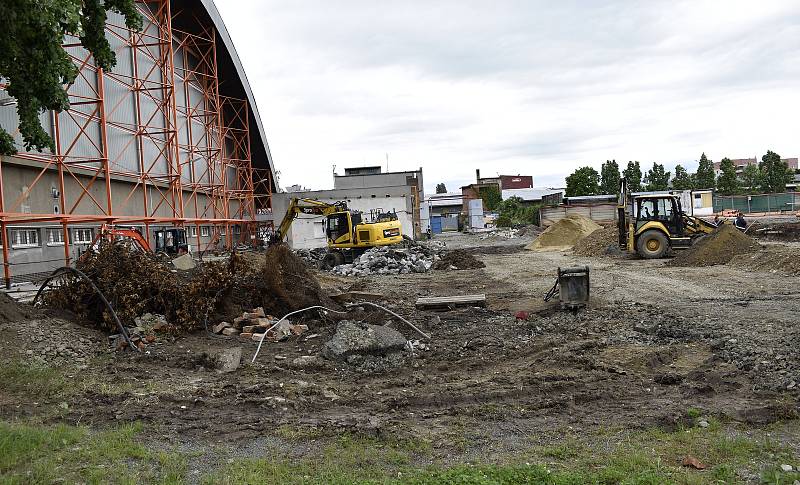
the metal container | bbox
[557,266,590,309]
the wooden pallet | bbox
[415,294,486,310]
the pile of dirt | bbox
[728,246,800,275]
[526,214,601,252]
[42,242,334,333]
[262,244,336,315]
[668,225,761,267]
[573,226,619,256]
[432,249,486,270]
[0,292,34,324]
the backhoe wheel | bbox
[636,230,669,259]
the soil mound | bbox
[0,292,35,324]
[728,246,800,275]
[668,224,760,267]
[262,244,336,315]
[573,226,619,256]
[526,215,601,252]
[432,249,486,270]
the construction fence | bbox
[712,192,800,215]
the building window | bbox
[200,226,210,237]
[219,227,226,236]
[11,229,39,248]
[47,228,65,246]
[233,225,241,235]
[72,228,93,244]
[189,226,197,237]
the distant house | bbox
[713,157,798,175]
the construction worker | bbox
[734,212,748,230]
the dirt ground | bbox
[1,233,799,481]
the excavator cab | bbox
[154,228,189,256]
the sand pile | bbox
[432,249,486,270]
[573,226,619,256]
[668,224,760,267]
[728,246,800,275]
[526,215,601,252]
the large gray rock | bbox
[322,321,407,361]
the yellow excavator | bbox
[617,181,718,258]
[272,197,404,268]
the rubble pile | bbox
[526,215,601,252]
[210,306,308,342]
[322,320,411,372]
[479,228,520,240]
[432,249,485,270]
[294,247,328,266]
[42,242,335,334]
[669,225,760,267]
[331,246,434,276]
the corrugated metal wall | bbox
[540,203,617,227]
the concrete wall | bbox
[273,187,417,249]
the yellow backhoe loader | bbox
[272,198,404,268]
[617,182,718,258]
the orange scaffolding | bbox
[0,0,272,285]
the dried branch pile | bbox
[43,242,335,333]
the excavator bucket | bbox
[557,266,590,310]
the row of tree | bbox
[565,151,794,197]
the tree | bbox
[0,1,142,155]
[644,162,670,191]
[565,166,600,197]
[759,150,791,193]
[600,159,621,195]
[672,165,693,190]
[479,185,502,211]
[435,183,447,194]
[716,157,739,195]
[496,196,539,227]
[741,164,761,194]
[622,161,642,192]
[695,152,716,189]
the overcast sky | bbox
[216,0,800,193]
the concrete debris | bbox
[171,253,196,270]
[780,464,794,472]
[134,313,168,332]
[479,228,520,240]
[214,347,242,373]
[322,320,407,361]
[221,327,239,336]
[331,246,434,276]
[294,247,328,266]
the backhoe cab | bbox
[153,228,189,257]
[273,197,404,268]
[618,185,718,259]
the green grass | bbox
[1,415,797,484]
[0,360,69,399]
[0,421,187,484]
